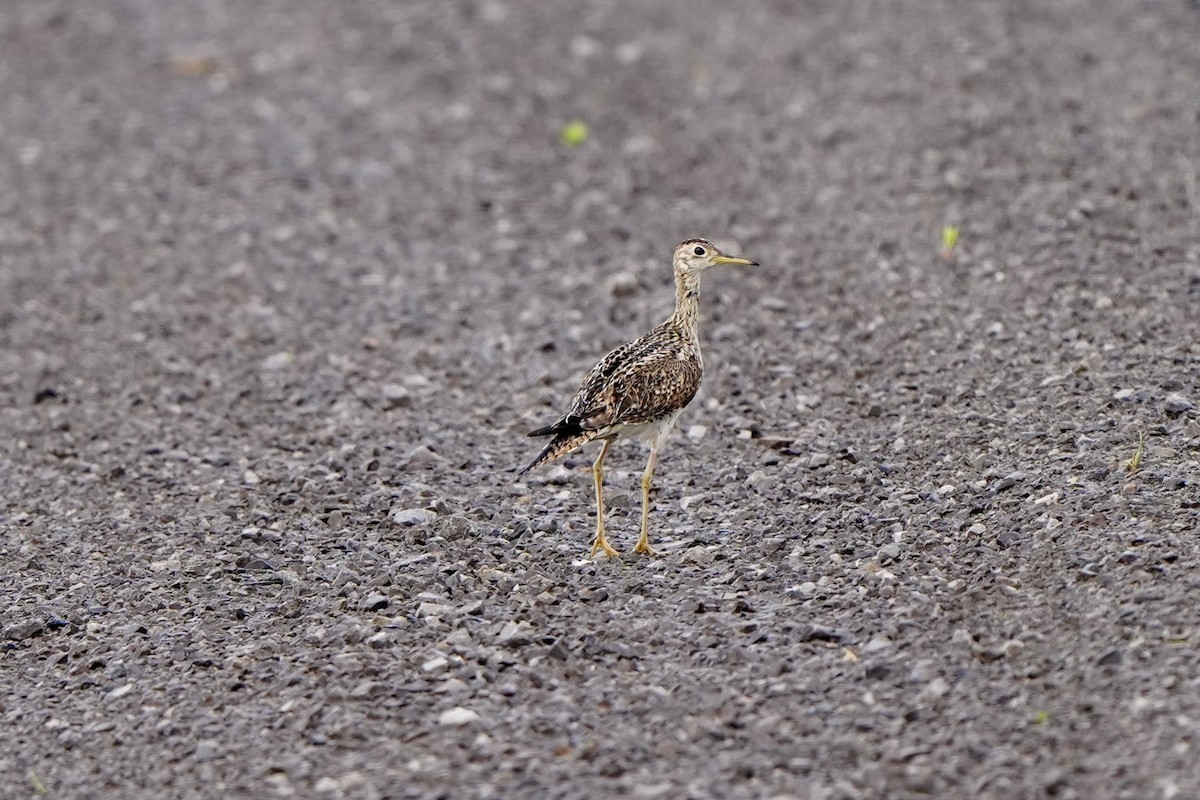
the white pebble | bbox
[392,508,435,526]
[260,351,294,371]
[105,684,134,701]
[920,677,950,700]
[437,706,480,726]
[795,393,821,410]
[421,656,449,673]
[418,602,455,618]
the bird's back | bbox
[570,318,702,431]
[520,318,702,474]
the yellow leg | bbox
[589,439,620,558]
[633,445,658,555]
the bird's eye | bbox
[693,246,706,256]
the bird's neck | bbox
[670,269,702,337]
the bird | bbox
[519,237,758,558]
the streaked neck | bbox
[671,268,702,336]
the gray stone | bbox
[260,352,294,371]
[360,594,389,612]
[404,445,443,467]
[437,707,480,727]
[381,383,411,409]
[496,620,532,645]
[994,471,1027,491]
[392,508,435,526]
[4,620,44,641]
[194,740,220,763]
[1164,393,1194,414]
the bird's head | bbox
[672,238,758,275]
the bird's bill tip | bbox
[713,254,759,266]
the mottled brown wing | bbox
[526,335,652,438]
[557,330,666,428]
[590,348,703,428]
[530,322,700,435]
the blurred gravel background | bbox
[2,1,1200,798]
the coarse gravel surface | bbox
[3,1,1200,798]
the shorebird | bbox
[519,238,758,557]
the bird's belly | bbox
[605,410,684,446]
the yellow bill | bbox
[713,254,759,266]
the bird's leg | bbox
[589,439,620,558]
[634,445,659,555]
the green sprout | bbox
[560,120,589,147]
[30,770,48,796]
[1126,430,1146,473]
[1033,710,1050,726]
[940,225,960,259]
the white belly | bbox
[607,409,684,448]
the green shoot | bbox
[1126,430,1146,473]
[940,225,960,259]
[560,120,589,147]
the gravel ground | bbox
[3,1,1200,798]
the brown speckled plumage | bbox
[520,238,758,557]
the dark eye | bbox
[693,246,706,256]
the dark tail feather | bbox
[527,417,583,438]
[517,429,598,477]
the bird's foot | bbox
[633,535,656,556]
[590,532,621,559]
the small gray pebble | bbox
[994,471,1026,491]
[404,446,443,467]
[4,620,45,641]
[436,515,474,539]
[865,661,891,680]
[877,543,901,562]
[786,582,818,599]
[496,620,532,645]
[260,352,294,371]
[381,383,410,409]
[361,594,389,612]
[392,508,435,526]
[798,624,844,643]
[437,707,479,726]
[547,639,570,662]
[1164,393,1194,414]
[194,740,220,762]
